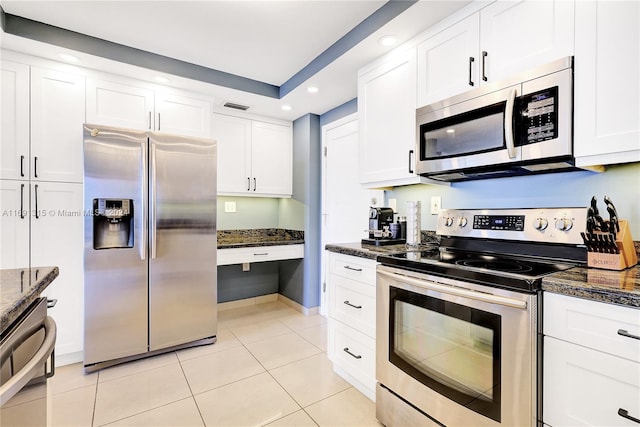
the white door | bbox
[417,13,480,106]
[30,67,85,183]
[0,180,30,269]
[1,60,30,180]
[31,181,84,360]
[155,92,212,138]
[212,113,252,194]
[480,0,574,83]
[321,114,383,316]
[251,121,292,197]
[86,79,154,130]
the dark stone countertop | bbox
[1,266,59,334]
[218,228,304,249]
[542,265,640,308]
[325,232,440,260]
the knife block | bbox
[587,220,637,270]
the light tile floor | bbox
[2,301,382,427]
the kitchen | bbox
[1,0,639,426]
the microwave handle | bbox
[504,88,517,159]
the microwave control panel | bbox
[518,86,559,145]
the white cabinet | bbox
[30,67,85,183]
[417,0,574,106]
[358,47,437,188]
[1,60,30,181]
[0,180,30,269]
[327,252,377,400]
[574,0,640,167]
[86,78,213,138]
[212,113,292,197]
[543,293,640,426]
[217,244,304,266]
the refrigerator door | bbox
[83,124,149,366]
[148,132,217,350]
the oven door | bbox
[376,265,537,427]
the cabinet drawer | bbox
[330,274,376,338]
[217,244,303,266]
[544,293,640,362]
[330,253,377,285]
[329,319,375,391]
[544,336,640,426]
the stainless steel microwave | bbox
[416,57,577,182]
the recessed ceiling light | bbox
[378,35,398,47]
[446,129,456,134]
[307,86,319,94]
[155,76,169,84]
[281,105,292,111]
[58,53,79,63]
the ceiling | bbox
[0,1,470,121]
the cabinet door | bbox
[212,113,252,194]
[417,14,480,106]
[86,79,154,130]
[0,180,30,269]
[155,92,212,138]
[359,47,420,187]
[544,336,640,427]
[250,121,292,197]
[30,67,85,183]
[1,61,30,180]
[480,0,574,83]
[574,0,640,166]
[31,182,84,357]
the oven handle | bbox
[378,269,528,310]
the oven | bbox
[375,208,587,427]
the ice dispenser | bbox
[93,199,134,249]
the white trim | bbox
[218,293,279,311]
[277,294,320,316]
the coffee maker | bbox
[368,207,394,238]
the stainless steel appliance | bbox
[83,124,217,371]
[416,57,576,181]
[376,207,588,426]
[1,297,56,423]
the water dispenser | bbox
[93,199,134,249]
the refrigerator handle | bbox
[140,142,147,260]
[150,144,157,259]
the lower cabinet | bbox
[327,252,377,401]
[543,293,640,426]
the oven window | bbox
[389,286,501,422]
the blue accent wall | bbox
[319,98,358,127]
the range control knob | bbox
[444,217,454,227]
[534,218,549,231]
[555,217,574,231]
[458,217,468,228]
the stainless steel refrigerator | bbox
[83,124,217,371]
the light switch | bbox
[430,196,441,215]
[224,201,237,213]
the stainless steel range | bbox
[376,208,588,427]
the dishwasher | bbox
[0,297,57,425]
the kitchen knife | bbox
[606,206,618,240]
[586,208,595,233]
[590,197,607,232]
[610,234,620,254]
[580,232,593,252]
[604,195,621,233]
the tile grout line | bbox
[176,351,208,427]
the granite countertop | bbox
[542,265,640,308]
[1,266,59,333]
[325,232,440,260]
[218,229,304,249]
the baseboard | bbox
[277,294,319,316]
[218,293,278,311]
[55,350,83,367]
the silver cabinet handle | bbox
[344,265,362,272]
[253,252,269,256]
[482,51,488,81]
[20,184,25,219]
[468,56,475,86]
[157,113,161,131]
[343,300,362,309]
[34,184,39,219]
[618,329,640,340]
[408,150,414,174]
[504,88,517,159]
[343,347,362,359]
[618,408,640,424]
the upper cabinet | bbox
[573,0,640,166]
[86,79,213,139]
[417,0,574,107]
[358,48,441,188]
[1,61,85,183]
[212,113,292,197]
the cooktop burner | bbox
[454,258,534,273]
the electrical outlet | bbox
[224,201,237,213]
[430,196,441,215]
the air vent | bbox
[223,102,250,111]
